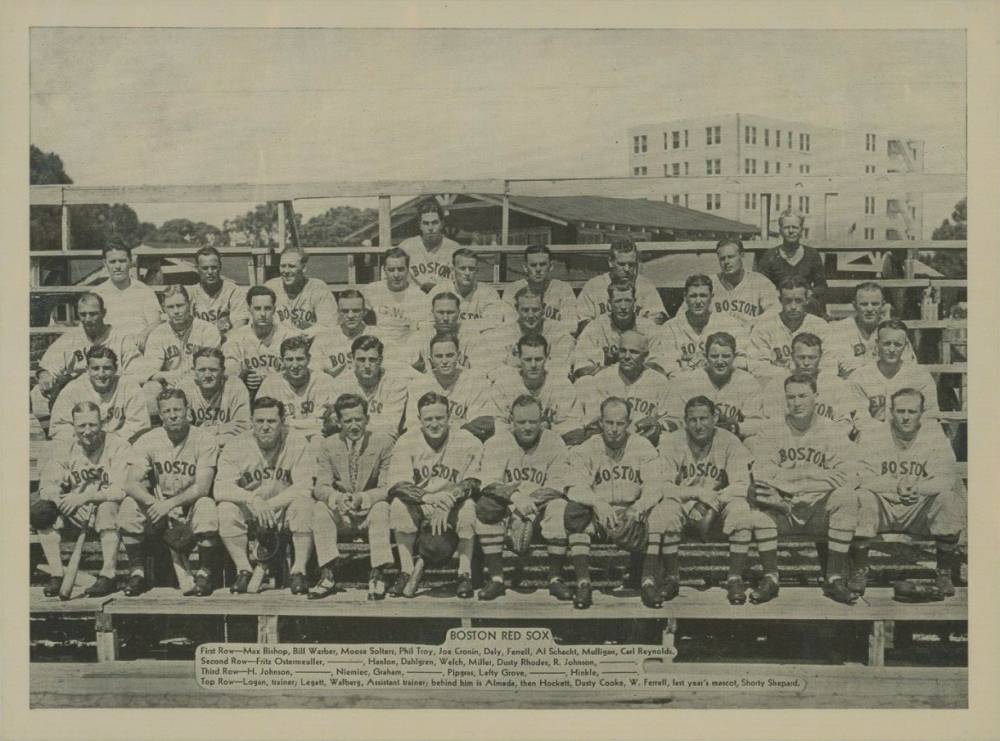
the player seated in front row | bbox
[850,387,965,598]
[559,397,663,610]
[215,396,315,595]
[176,347,252,450]
[120,388,221,597]
[309,394,396,601]
[472,394,574,601]
[741,372,864,605]
[633,396,755,606]
[35,401,131,598]
[386,392,483,599]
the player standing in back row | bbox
[397,201,461,292]
[754,211,827,317]
[264,247,338,335]
[577,238,668,327]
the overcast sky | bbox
[30,28,966,230]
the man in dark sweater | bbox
[755,211,827,317]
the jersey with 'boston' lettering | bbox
[176,376,251,447]
[143,319,222,384]
[488,368,581,436]
[128,425,218,500]
[39,433,131,504]
[564,433,660,507]
[712,271,779,328]
[264,277,338,333]
[387,427,483,489]
[188,279,248,332]
[479,428,573,493]
[215,428,315,503]
[257,371,339,440]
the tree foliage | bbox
[300,206,378,247]
[223,203,301,247]
[925,197,967,277]
[146,218,228,246]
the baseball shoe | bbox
[548,579,574,602]
[725,576,747,605]
[456,573,475,599]
[660,576,680,602]
[367,568,386,601]
[573,581,593,610]
[85,575,117,598]
[43,575,62,597]
[307,577,338,601]
[749,575,780,605]
[847,567,869,596]
[640,578,663,608]
[934,569,956,597]
[389,572,410,598]
[183,570,213,597]
[289,572,309,596]
[822,578,858,605]
[478,579,506,601]
[123,573,147,597]
[230,570,252,594]
[402,559,425,599]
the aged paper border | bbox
[2,1,997,739]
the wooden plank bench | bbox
[82,586,966,667]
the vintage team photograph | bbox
[25,25,969,710]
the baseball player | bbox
[308,289,383,380]
[560,397,662,609]
[49,346,151,444]
[215,396,316,595]
[757,332,868,439]
[449,248,505,331]
[473,395,574,601]
[473,288,576,380]
[309,394,396,600]
[742,372,864,605]
[632,396,754,606]
[33,292,143,431]
[120,388,221,597]
[264,246,338,334]
[849,318,940,423]
[501,244,580,327]
[404,332,494,439]
[142,285,222,415]
[36,402,130,598]
[658,274,749,376]
[257,335,339,440]
[223,285,299,397]
[712,238,779,328]
[577,238,668,327]
[748,276,832,381]
[329,335,411,440]
[572,282,666,380]
[176,347,251,449]
[851,388,964,597]
[187,245,249,339]
[94,239,163,349]
[387,392,483,598]
[822,282,916,378]
[576,330,674,446]
[400,291,482,374]
[361,247,432,344]
[397,201,461,291]
[489,334,582,440]
[666,332,764,439]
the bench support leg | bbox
[258,615,279,645]
[868,620,887,667]
[95,612,117,663]
[460,617,472,628]
[662,618,678,658]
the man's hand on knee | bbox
[429,508,449,536]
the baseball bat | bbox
[247,562,267,593]
[59,509,97,600]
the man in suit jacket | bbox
[309,393,396,600]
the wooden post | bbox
[662,618,678,656]
[759,194,769,241]
[460,617,472,628]
[347,253,357,284]
[277,202,287,254]
[95,611,117,663]
[868,620,886,667]
[378,195,392,249]
[284,201,300,249]
[30,259,40,288]
[501,191,510,246]
[61,204,70,252]
[258,615,280,645]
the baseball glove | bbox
[892,579,946,603]
[528,487,565,508]
[416,510,459,566]
[250,526,283,564]
[462,416,495,443]
[607,513,648,552]
[688,501,718,543]
[163,521,196,553]
[475,493,509,525]
[388,481,427,505]
[30,500,60,531]
[507,511,540,556]
[634,415,662,446]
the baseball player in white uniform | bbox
[448,248,505,331]
[577,238,667,326]
[362,248,432,344]
[223,285,299,397]
[823,282,915,379]
[502,245,580,327]
[397,201,461,292]
[572,282,665,379]
[94,240,163,350]
[187,246,248,339]
[712,238,779,328]
[258,335,339,440]
[176,347,251,449]
[329,335,412,440]
[748,276,832,382]
[264,247,338,334]
[308,289,383,380]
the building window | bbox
[706,127,713,146]
[752,193,758,209]
[714,194,721,210]
[799,133,804,151]
[685,129,689,147]
[799,164,811,174]
[713,159,721,174]
[865,164,876,174]
[788,131,793,148]
[706,159,720,175]
[713,125,721,144]
[753,126,758,144]
[776,161,781,174]
[798,196,811,214]
[803,227,810,238]
[745,125,751,144]
[743,158,757,175]
[806,133,811,151]
[764,161,770,174]
[664,132,669,150]
[684,162,689,175]
[672,163,680,177]
[745,193,751,210]
[707,194,714,210]
[672,195,681,205]
[864,227,875,240]
[640,135,647,153]
[764,128,770,146]
[776,129,781,148]
[864,195,875,214]
[633,135,640,154]
[684,194,689,208]
[672,131,681,149]
[633,166,647,176]
[865,133,876,151]
[664,164,670,177]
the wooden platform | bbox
[30,659,967,709]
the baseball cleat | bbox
[725,576,747,605]
[367,568,386,601]
[640,578,663,608]
[847,567,869,595]
[230,570,252,594]
[822,578,858,605]
[456,573,475,599]
[85,575,118,598]
[289,572,309,595]
[43,575,62,597]
[477,580,506,601]
[389,572,410,598]
[548,579,574,602]
[750,575,780,604]
[573,581,593,610]
[660,576,680,602]
[307,579,338,601]
[934,569,956,597]
[123,573,147,597]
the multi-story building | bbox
[627,114,925,241]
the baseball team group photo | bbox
[22,25,972,711]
